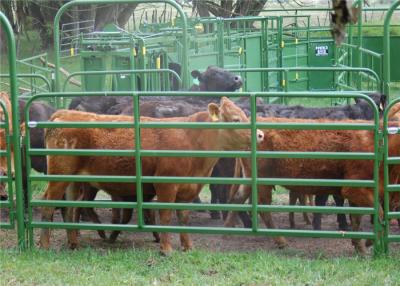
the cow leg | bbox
[288,191,297,229]
[177,209,192,251]
[156,184,177,255]
[313,194,328,230]
[333,194,349,231]
[40,181,70,249]
[342,186,378,255]
[224,184,251,228]
[349,213,367,254]
[144,208,160,243]
[209,184,221,220]
[258,185,287,248]
[220,185,229,220]
[64,183,81,249]
[299,194,312,225]
[109,208,132,243]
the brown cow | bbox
[225,117,400,254]
[40,97,264,254]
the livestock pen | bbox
[0,0,399,264]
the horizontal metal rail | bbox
[29,222,375,240]
[62,69,182,91]
[30,200,374,215]
[0,73,52,92]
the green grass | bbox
[0,248,399,286]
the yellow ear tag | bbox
[211,114,219,122]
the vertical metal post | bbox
[0,12,26,250]
[356,0,363,91]
[133,93,144,227]
[250,93,258,233]
[217,18,224,68]
[383,1,399,102]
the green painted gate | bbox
[0,12,26,249]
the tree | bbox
[192,0,269,18]
[0,1,139,50]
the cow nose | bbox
[256,129,264,143]
[234,75,243,86]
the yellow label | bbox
[238,47,243,55]
[133,48,137,56]
[211,114,219,122]
[70,48,75,56]
[172,18,175,27]
[282,79,286,87]
[295,38,298,44]
[281,41,285,48]
[295,72,299,80]
[156,57,161,69]
[142,47,146,56]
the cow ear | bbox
[208,103,220,122]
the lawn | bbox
[0,248,399,286]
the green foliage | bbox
[0,248,399,285]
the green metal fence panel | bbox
[383,98,400,253]
[22,90,386,255]
[0,101,15,230]
[383,1,399,101]
[362,36,400,82]
[0,12,25,249]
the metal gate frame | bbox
[0,12,25,250]
[383,98,400,253]
[0,100,15,229]
[23,91,385,255]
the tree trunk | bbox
[193,0,211,17]
[117,4,139,28]
[94,4,119,31]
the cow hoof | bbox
[182,245,193,252]
[353,240,367,255]
[365,239,374,248]
[97,230,107,240]
[39,241,50,250]
[160,248,173,256]
[276,237,288,249]
[68,242,79,250]
[153,233,160,243]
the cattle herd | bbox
[0,66,399,255]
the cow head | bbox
[208,97,264,150]
[354,92,387,119]
[191,66,243,92]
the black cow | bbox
[68,65,243,115]
[19,99,55,203]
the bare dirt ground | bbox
[1,201,399,258]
